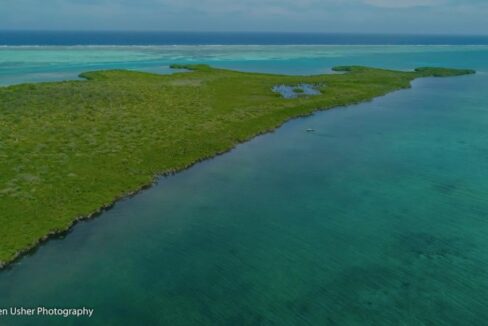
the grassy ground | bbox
[0,64,474,266]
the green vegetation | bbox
[414,67,476,77]
[0,64,474,267]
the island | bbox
[0,64,475,268]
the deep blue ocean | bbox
[1,33,488,325]
[2,31,488,45]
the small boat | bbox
[306,128,315,132]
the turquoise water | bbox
[1,45,486,84]
[273,84,321,98]
[1,46,488,325]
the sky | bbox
[1,0,487,34]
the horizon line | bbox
[2,30,488,37]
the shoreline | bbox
[0,95,367,270]
[0,65,474,270]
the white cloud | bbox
[363,0,445,8]
[2,0,488,33]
